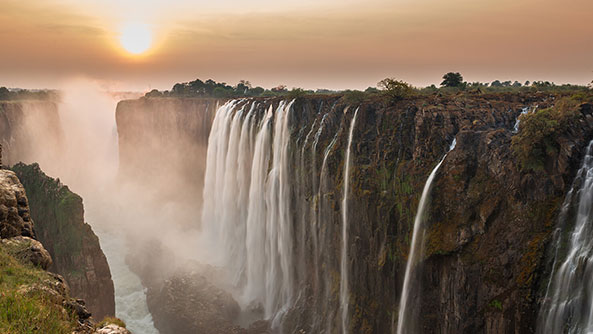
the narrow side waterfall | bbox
[538,140,593,334]
[201,100,295,326]
[513,106,537,132]
[340,108,359,334]
[397,138,456,334]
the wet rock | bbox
[147,270,242,334]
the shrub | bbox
[342,90,367,105]
[512,97,581,172]
[377,78,415,102]
[441,72,464,88]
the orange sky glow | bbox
[1,0,592,91]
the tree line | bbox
[145,73,591,100]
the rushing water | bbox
[340,107,359,334]
[201,100,295,326]
[538,140,593,334]
[94,227,159,334]
[513,106,538,132]
[201,99,363,331]
[397,138,456,334]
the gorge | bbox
[2,87,593,333]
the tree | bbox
[441,72,464,87]
[491,80,503,87]
[377,78,415,101]
[247,86,265,96]
[145,89,162,98]
[0,87,10,100]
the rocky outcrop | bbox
[148,271,242,334]
[116,97,221,209]
[0,168,35,238]
[11,162,115,320]
[0,167,93,333]
[1,236,52,269]
[0,100,63,166]
[125,239,270,334]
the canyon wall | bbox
[117,93,593,333]
[0,157,126,333]
[11,162,116,320]
[0,100,63,166]
[0,99,116,321]
[116,97,221,209]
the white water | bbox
[201,100,295,326]
[513,106,537,132]
[95,227,159,334]
[538,140,593,334]
[397,138,456,334]
[15,82,159,334]
[340,107,359,334]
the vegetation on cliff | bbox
[0,87,58,101]
[0,242,78,333]
[143,73,591,103]
[11,163,116,320]
[512,95,592,172]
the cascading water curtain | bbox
[201,100,296,327]
[538,140,593,334]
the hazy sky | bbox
[1,0,592,91]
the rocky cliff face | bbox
[0,100,63,166]
[10,162,116,320]
[116,92,592,333]
[116,97,221,209]
[0,165,123,333]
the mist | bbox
[4,78,217,333]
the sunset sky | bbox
[1,0,592,91]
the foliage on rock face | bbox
[0,244,77,333]
[377,78,415,101]
[512,97,581,172]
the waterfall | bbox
[340,107,359,334]
[513,106,537,132]
[201,100,295,326]
[397,138,456,334]
[538,140,593,334]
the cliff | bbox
[0,165,127,334]
[10,162,116,320]
[116,91,593,333]
[116,97,221,208]
[0,100,63,166]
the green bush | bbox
[377,78,415,102]
[512,97,581,172]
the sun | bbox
[119,23,152,55]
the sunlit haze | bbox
[1,0,592,90]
